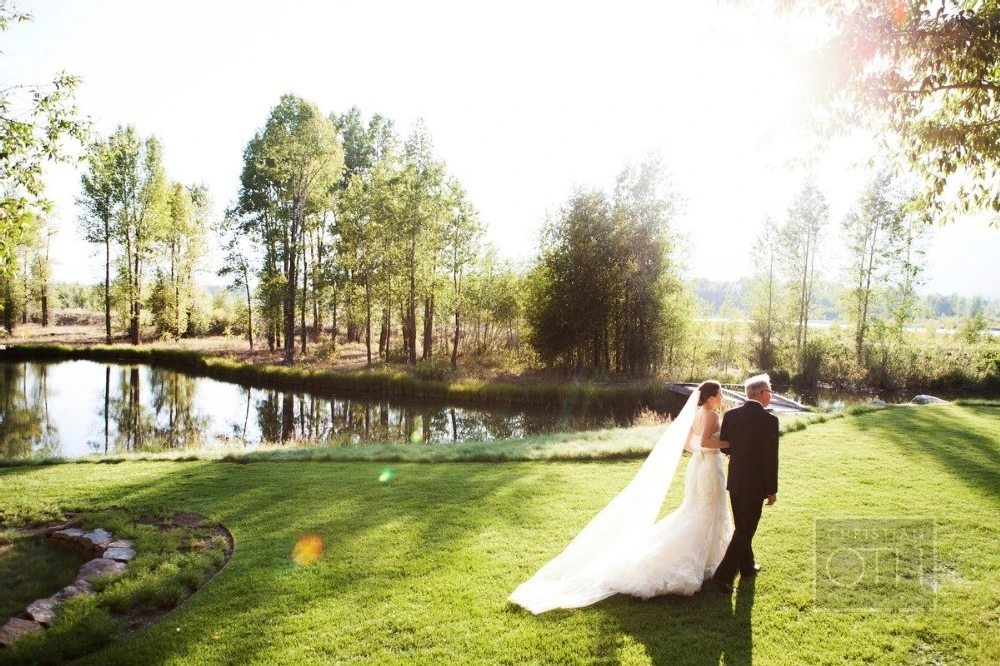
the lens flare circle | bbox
[379,468,395,483]
[292,534,325,566]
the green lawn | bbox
[0,404,997,665]
[0,535,84,624]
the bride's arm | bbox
[698,411,727,449]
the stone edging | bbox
[0,527,136,648]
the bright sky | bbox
[5,0,999,297]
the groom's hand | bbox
[765,494,777,506]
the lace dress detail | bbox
[601,429,733,597]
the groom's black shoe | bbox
[740,564,762,578]
[708,578,736,594]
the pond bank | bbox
[0,343,679,412]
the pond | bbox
[0,360,645,460]
[0,360,980,461]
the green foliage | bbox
[781,178,829,370]
[959,311,988,344]
[257,94,344,362]
[0,5,88,276]
[841,170,919,366]
[811,0,1000,223]
[527,158,682,375]
[205,288,245,337]
[413,359,452,382]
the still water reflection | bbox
[0,361,639,460]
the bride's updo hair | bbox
[697,380,722,406]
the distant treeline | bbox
[690,277,1000,323]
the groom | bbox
[711,373,779,594]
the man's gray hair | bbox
[744,373,772,399]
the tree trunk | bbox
[21,254,28,325]
[300,244,308,356]
[451,308,460,369]
[104,231,112,343]
[365,277,372,366]
[312,231,321,343]
[331,283,338,349]
[172,241,179,338]
[132,252,141,345]
[379,305,389,360]
[408,234,417,365]
[422,295,433,361]
[283,206,301,363]
[244,267,254,351]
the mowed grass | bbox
[0,405,997,665]
[0,534,84,623]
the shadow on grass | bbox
[863,406,1000,506]
[3,457,764,664]
[593,576,754,666]
[4,461,551,665]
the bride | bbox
[509,381,733,614]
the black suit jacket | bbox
[719,400,779,499]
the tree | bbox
[841,170,910,366]
[400,120,446,365]
[527,158,681,375]
[218,214,256,350]
[256,95,343,363]
[527,188,612,371]
[747,218,784,371]
[78,137,120,342]
[29,211,54,326]
[335,113,404,365]
[1,3,88,275]
[781,178,828,371]
[442,181,483,368]
[110,126,168,345]
[233,132,284,350]
[151,182,207,338]
[808,0,1000,223]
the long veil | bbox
[508,391,700,614]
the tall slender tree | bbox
[256,95,343,363]
[401,120,446,365]
[218,213,257,350]
[748,218,783,371]
[841,170,908,365]
[110,126,168,345]
[781,178,828,368]
[442,181,483,368]
[78,137,120,342]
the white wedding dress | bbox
[509,392,733,613]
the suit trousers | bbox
[714,492,764,585]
